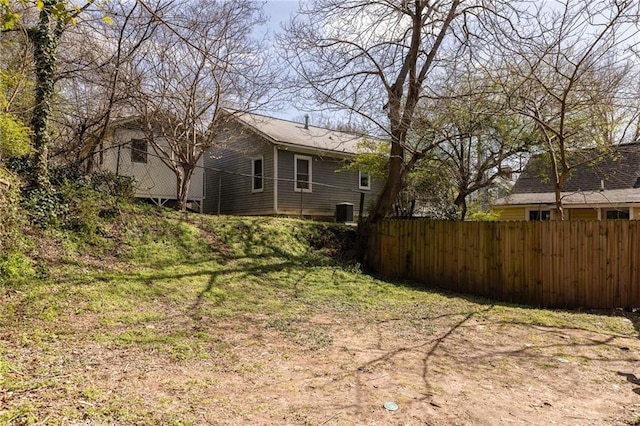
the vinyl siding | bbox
[101,128,204,201]
[276,149,379,218]
[568,208,598,220]
[203,128,274,215]
[494,207,526,221]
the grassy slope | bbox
[1,204,638,424]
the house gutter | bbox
[272,140,355,160]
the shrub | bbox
[0,166,30,253]
[20,165,133,231]
[22,187,69,229]
[0,112,32,159]
[0,251,34,283]
[89,170,135,199]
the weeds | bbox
[268,316,333,350]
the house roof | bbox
[494,188,640,206]
[496,143,640,207]
[226,111,371,156]
[512,143,640,194]
[110,111,379,157]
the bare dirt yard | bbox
[3,303,640,425]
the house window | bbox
[130,139,148,163]
[359,170,371,190]
[529,210,551,221]
[252,157,263,192]
[605,208,630,220]
[294,154,312,192]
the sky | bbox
[264,1,301,28]
[255,1,301,44]
[256,1,306,121]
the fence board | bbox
[630,222,640,308]
[541,221,553,306]
[576,222,588,307]
[620,222,631,307]
[370,219,640,309]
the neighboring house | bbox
[493,143,640,220]
[470,168,516,210]
[97,118,205,211]
[203,111,381,219]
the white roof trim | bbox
[495,188,640,206]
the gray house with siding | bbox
[203,111,381,219]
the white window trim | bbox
[525,207,553,221]
[294,154,312,193]
[359,169,371,190]
[252,156,264,193]
[603,206,630,220]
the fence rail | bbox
[369,220,640,309]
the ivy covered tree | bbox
[1,0,96,187]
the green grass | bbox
[1,207,632,343]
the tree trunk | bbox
[27,1,59,189]
[361,140,407,268]
[454,192,468,221]
[176,166,194,211]
[367,140,407,224]
[554,185,564,220]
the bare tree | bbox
[134,0,275,210]
[53,1,162,171]
[281,0,516,232]
[0,0,96,188]
[490,0,640,219]
[421,63,534,219]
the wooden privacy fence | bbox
[369,219,640,309]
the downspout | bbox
[273,145,278,214]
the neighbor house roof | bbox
[494,188,640,206]
[496,143,640,206]
[226,111,372,156]
[512,143,640,194]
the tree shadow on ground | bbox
[623,309,640,337]
[617,372,640,395]
[374,274,640,337]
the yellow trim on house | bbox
[494,206,526,221]
[568,208,598,220]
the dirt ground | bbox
[5,306,640,425]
